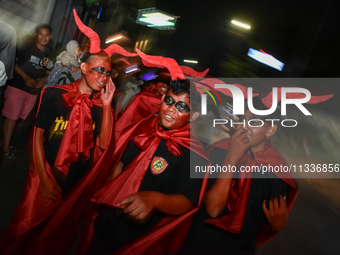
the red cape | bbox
[115,84,162,141]
[206,140,297,248]
[84,116,210,255]
[0,81,114,255]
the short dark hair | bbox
[81,50,111,64]
[35,23,52,34]
[167,79,201,112]
[86,51,111,63]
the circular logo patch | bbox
[151,156,169,175]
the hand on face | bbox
[100,77,115,106]
[227,128,251,162]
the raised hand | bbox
[227,128,251,163]
[100,77,115,106]
[262,195,288,233]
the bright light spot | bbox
[105,36,122,44]
[247,48,284,71]
[139,12,175,26]
[184,59,198,64]
[231,20,251,29]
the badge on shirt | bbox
[151,156,169,175]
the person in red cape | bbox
[0,9,139,254]
[0,50,115,254]
[82,79,209,255]
[179,96,298,255]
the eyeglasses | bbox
[163,95,191,113]
[90,67,112,77]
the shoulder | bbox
[41,86,68,99]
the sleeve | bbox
[172,152,206,206]
[35,89,53,130]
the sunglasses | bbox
[163,95,191,113]
[90,67,112,77]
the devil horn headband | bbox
[73,9,137,57]
[136,49,185,80]
[180,66,209,78]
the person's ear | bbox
[266,124,277,138]
[190,111,199,122]
[80,62,88,74]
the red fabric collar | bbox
[93,117,200,206]
[52,81,103,175]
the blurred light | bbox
[231,20,251,29]
[125,64,140,74]
[184,59,198,64]
[247,48,284,71]
[105,36,122,44]
[142,71,157,81]
[139,12,175,27]
[96,7,103,22]
[136,8,178,30]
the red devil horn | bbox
[136,49,185,80]
[104,44,137,57]
[73,9,101,54]
[261,88,334,108]
[180,66,209,78]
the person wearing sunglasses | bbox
[114,70,171,142]
[0,51,116,252]
[84,79,209,255]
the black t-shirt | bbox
[94,139,205,252]
[11,40,51,95]
[179,147,291,255]
[35,86,102,196]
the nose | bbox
[168,103,177,113]
[99,73,108,81]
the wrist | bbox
[151,191,161,210]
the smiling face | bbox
[35,28,52,49]
[158,89,198,130]
[154,82,169,96]
[79,54,111,94]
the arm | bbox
[34,71,50,89]
[14,62,36,88]
[109,161,123,180]
[98,78,115,150]
[118,191,193,220]
[204,128,251,218]
[262,195,288,233]
[34,127,62,200]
